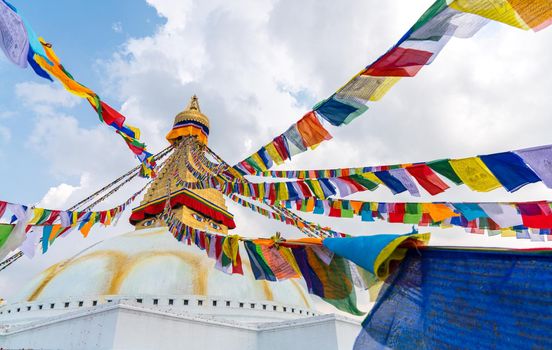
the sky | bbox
[1,0,552,304]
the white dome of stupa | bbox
[8,227,313,323]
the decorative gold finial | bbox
[166,95,210,144]
[187,94,201,112]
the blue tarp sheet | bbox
[354,248,552,350]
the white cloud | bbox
[38,178,85,209]
[15,82,81,114]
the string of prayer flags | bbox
[0,186,144,257]
[278,198,552,240]
[234,0,552,174]
[237,144,552,198]
[0,1,156,177]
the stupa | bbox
[0,97,360,350]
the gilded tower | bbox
[130,96,235,233]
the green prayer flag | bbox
[404,203,422,224]
[36,209,51,225]
[350,174,378,191]
[0,224,14,249]
[409,0,448,34]
[428,159,463,185]
[342,209,354,218]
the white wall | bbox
[0,302,360,350]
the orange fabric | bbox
[296,111,332,148]
[49,224,62,243]
[350,201,363,215]
[166,126,208,144]
[284,237,323,246]
[423,203,460,222]
[508,0,552,30]
[305,198,315,212]
[251,238,275,246]
[34,39,96,101]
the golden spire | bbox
[166,95,210,144]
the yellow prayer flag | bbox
[500,228,517,237]
[243,184,251,197]
[222,235,240,264]
[257,183,265,200]
[126,124,141,139]
[361,172,383,185]
[251,153,268,172]
[276,182,289,201]
[265,143,284,165]
[72,211,78,226]
[336,75,401,102]
[30,208,45,225]
[369,77,401,101]
[308,180,325,199]
[450,0,529,30]
[104,210,112,226]
[278,247,301,277]
[449,157,502,192]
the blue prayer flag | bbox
[480,152,540,192]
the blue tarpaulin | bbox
[354,248,552,350]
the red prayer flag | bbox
[272,136,290,161]
[100,102,126,128]
[406,164,449,195]
[296,181,313,197]
[0,201,8,218]
[329,207,341,218]
[388,203,406,223]
[364,47,433,77]
[239,160,255,175]
[232,251,244,275]
[519,202,552,229]
[44,210,60,225]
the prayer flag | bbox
[315,97,368,126]
[0,0,28,67]
[479,152,540,192]
[449,157,502,192]
[406,164,450,195]
[515,145,552,189]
